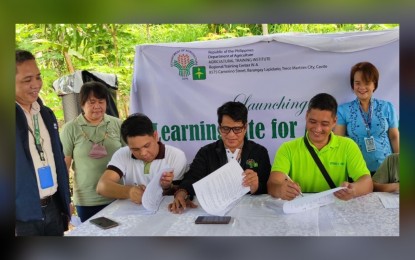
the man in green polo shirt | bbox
[267,93,372,201]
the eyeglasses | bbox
[219,125,245,134]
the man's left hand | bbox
[243,169,259,194]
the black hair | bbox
[350,61,379,91]
[217,101,248,125]
[16,49,35,65]
[16,50,36,75]
[79,81,109,106]
[307,93,338,116]
[121,113,155,143]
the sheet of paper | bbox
[142,167,173,213]
[70,215,82,227]
[193,160,250,216]
[377,192,399,208]
[283,187,346,214]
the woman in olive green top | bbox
[60,81,125,222]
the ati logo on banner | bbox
[171,49,206,80]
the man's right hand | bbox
[278,179,302,201]
[268,172,302,201]
[129,185,145,204]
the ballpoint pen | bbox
[285,175,304,197]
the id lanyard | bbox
[357,99,376,152]
[31,114,46,163]
[357,99,373,138]
[31,114,54,190]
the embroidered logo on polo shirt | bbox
[246,159,258,168]
[329,162,345,166]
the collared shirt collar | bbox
[16,100,40,115]
[305,131,339,152]
[30,101,41,114]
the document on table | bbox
[142,166,173,213]
[193,160,250,216]
[283,187,346,214]
[377,192,399,208]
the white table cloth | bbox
[66,192,399,236]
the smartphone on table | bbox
[195,216,231,224]
[90,216,119,229]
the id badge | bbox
[364,136,376,152]
[37,165,54,189]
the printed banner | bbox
[131,29,399,163]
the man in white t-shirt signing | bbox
[96,113,187,204]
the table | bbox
[66,192,399,236]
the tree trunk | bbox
[262,24,269,35]
[146,24,151,41]
[63,51,75,73]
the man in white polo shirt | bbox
[96,113,187,204]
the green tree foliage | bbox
[15,23,398,125]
